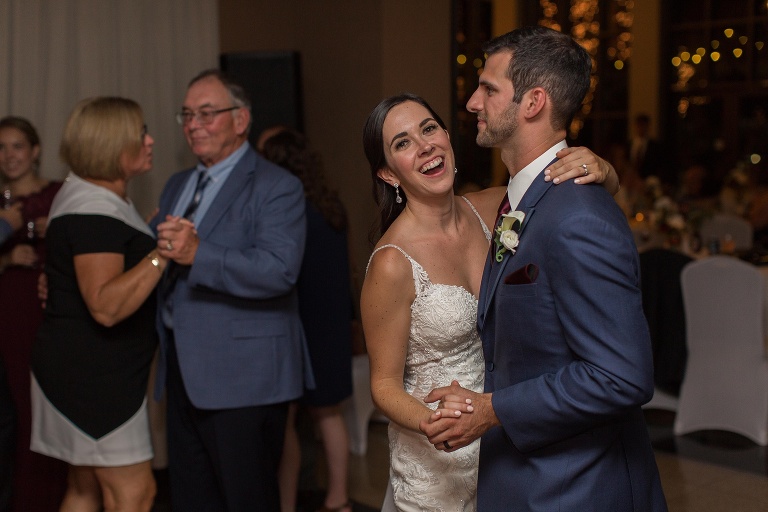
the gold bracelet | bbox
[147,252,162,273]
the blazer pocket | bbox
[504,263,539,285]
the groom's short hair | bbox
[483,26,591,130]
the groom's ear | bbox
[522,87,547,119]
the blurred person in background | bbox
[1,353,14,512]
[151,70,310,511]
[628,113,673,188]
[31,97,167,512]
[260,127,354,512]
[0,115,67,512]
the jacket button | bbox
[487,361,495,372]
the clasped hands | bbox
[156,215,199,265]
[419,380,498,453]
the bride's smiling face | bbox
[378,101,455,200]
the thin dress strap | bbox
[461,196,492,242]
[366,244,430,296]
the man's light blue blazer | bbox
[151,145,313,409]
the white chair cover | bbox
[341,354,377,455]
[674,256,768,445]
[642,387,679,412]
[699,213,754,251]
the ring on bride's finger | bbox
[166,241,173,251]
[443,440,452,450]
[582,163,589,176]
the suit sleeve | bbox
[491,208,654,453]
[0,220,11,245]
[187,171,306,300]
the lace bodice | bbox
[366,197,489,511]
[373,245,485,403]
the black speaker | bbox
[219,51,304,146]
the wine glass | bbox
[1,188,13,209]
[26,220,36,241]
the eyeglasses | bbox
[175,107,240,126]
[140,124,148,141]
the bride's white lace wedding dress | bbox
[368,197,490,512]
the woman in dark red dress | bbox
[0,116,67,512]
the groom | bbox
[420,27,667,511]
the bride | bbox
[360,93,619,511]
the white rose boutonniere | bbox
[494,211,525,262]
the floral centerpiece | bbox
[719,162,751,217]
[650,195,687,246]
[635,176,685,247]
[634,175,718,252]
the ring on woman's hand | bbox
[443,440,452,450]
[166,241,173,251]
[581,163,589,176]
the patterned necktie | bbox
[495,193,511,229]
[182,170,210,221]
[492,194,512,266]
[160,170,210,315]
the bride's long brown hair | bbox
[362,93,448,243]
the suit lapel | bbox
[165,170,195,218]
[477,248,495,330]
[477,160,557,328]
[478,209,534,326]
[194,147,256,239]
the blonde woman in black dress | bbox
[31,97,168,512]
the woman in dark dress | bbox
[0,116,67,512]
[261,128,354,512]
[30,97,169,512]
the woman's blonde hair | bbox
[60,97,144,181]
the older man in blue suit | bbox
[151,69,311,511]
[421,27,667,511]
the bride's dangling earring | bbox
[454,167,458,174]
[394,183,403,204]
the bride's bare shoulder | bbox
[366,234,411,277]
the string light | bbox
[567,0,601,138]
[671,24,765,93]
[539,0,635,138]
[538,0,634,138]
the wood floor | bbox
[151,410,768,511]
[335,415,768,511]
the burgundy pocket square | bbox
[504,264,539,285]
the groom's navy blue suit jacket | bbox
[476,161,667,511]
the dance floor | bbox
[151,410,768,511]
